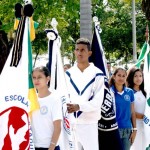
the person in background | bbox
[31,66,62,150]
[109,67,137,150]
[65,38,105,150]
[63,64,71,72]
[127,67,146,150]
[107,62,112,78]
[140,63,144,72]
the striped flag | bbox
[45,19,75,150]
[89,18,123,150]
[0,16,37,150]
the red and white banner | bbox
[0,18,34,150]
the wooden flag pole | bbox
[145,24,149,43]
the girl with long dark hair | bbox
[127,67,146,150]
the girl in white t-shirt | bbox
[31,66,62,150]
[127,67,147,150]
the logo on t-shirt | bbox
[124,94,130,101]
[40,106,48,115]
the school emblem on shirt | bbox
[40,106,48,115]
[124,94,130,101]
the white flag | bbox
[143,42,150,149]
[0,17,35,150]
[45,21,75,150]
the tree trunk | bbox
[142,0,150,21]
[80,0,92,42]
[132,0,137,62]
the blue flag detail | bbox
[89,27,106,76]
[89,21,123,150]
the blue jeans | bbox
[118,128,132,150]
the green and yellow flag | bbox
[28,27,39,115]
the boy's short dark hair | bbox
[76,38,91,51]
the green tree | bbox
[0,0,80,65]
[92,0,146,65]
[0,0,147,66]
[121,0,140,3]
[32,0,80,64]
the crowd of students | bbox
[0,19,147,149]
[30,38,147,150]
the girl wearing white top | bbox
[31,66,62,150]
[127,67,147,150]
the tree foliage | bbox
[0,0,148,65]
[0,0,80,65]
[92,0,147,65]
